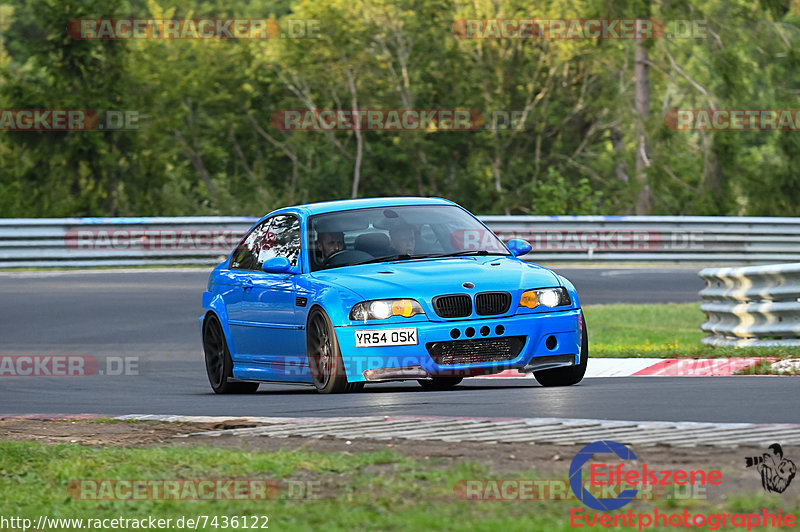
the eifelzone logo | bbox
[745,444,797,494]
[569,441,639,511]
[569,440,722,511]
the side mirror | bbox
[262,256,292,273]
[505,239,532,257]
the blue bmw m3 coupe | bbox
[201,197,587,394]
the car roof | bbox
[268,196,457,218]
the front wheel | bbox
[307,308,364,394]
[203,315,259,394]
[534,313,588,387]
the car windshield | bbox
[308,204,509,271]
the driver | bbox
[317,231,344,262]
[390,224,415,255]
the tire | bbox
[307,308,364,394]
[203,315,259,394]
[534,312,589,387]
[418,377,463,390]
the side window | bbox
[230,221,267,270]
[230,215,301,270]
[257,215,301,267]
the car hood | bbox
[310,256,560,301]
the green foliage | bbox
[0,0,798,216]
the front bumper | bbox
[335,309,582,382]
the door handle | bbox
[241,278,254,290]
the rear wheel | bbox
[534,313,588,387]
[203,315,259,394]
[307,308,364,394]
[418,377,463,390]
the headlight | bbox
[518,288,571,309]
[350,299,425,320]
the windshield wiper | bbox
[425,250,509,258]
[349,254,415,266]
[348,250,508,266]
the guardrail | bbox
[2,215,800,268]
[0,217,256,268]
[699,263,800,346]
[485,215,800,263]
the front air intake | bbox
[427,336,526,365]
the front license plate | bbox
[355,328,418,347]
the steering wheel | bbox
[324,249,349,266]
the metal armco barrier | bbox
[699,263,800,346]
[0,217,256,268]
[484,215,800,263]
[2,214,800,268]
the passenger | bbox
[390,224,416,255]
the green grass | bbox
[584,303,800,359]
[734,359,800,376]
[0,440,796,531]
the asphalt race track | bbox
[4,267,791,425]
[2,367,795,424]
